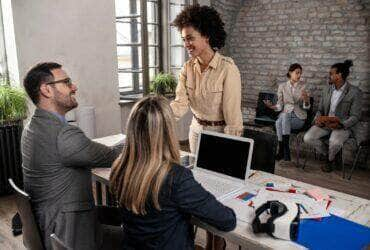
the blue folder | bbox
[296,215,370,250]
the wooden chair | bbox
[8,178,44,250]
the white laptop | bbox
[189,130,254,200]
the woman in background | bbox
[110,95,236,250]
[264,63,310,161]
[171,4,243,153]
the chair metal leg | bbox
[340,149,345,179]
[296,136,300,167]
[302,153,308,169]
[348,146,362,180]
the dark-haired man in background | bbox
[21,62,123,249]
[304,60,362,172]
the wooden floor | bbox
[1,157,369,250]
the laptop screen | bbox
[195,131,254,180]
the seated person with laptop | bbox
[110,95,236,250]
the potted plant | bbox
[0,77,28,195]
[150,73,177,98]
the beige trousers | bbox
[303,125,350,161]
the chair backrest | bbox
[243,128,276,174]
[8,179,44,250]
[255,91,279,119]
[50,234,68,250]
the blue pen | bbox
[299,203,309,214]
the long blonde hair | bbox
[110,95,180,215]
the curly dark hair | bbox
[331,60,353,81]
[172,4,226,50]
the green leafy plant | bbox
[0,79,28,124]
[150,73,177,96]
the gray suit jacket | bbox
[314,82,362,133]
[21,108,121,250]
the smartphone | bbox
[180,155,196,169]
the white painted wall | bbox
[2,0,19,84]
[10,0,121,137]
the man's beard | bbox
[54,92,78,112]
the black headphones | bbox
[252,200,300,241]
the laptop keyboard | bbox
[192,170,242,199]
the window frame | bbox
[0,2,8,82]
[117,0,193,98]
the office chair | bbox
[243,128,277,174]
[50,234,68,250]
[348,139,370,180]
[254,91,279,126]
[8,178,44,250]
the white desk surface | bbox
[92,134,370,250]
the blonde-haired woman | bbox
[110,95,236,250]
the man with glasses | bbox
[22,62,123,250]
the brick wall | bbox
[209,0,243,55]
[211,0,370,166]
[211,0,370,123]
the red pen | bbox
[325,200,332,210]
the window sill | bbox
[119,93,143,106]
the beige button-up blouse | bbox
[170,52,243,136]
[276,80,310,120]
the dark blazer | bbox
[21,108,121,250]
[120,164,237,250]
[314,83,362,133]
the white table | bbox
[92,134,370,249]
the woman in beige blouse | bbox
[171,4,242,250]
[171,4,243,154]
[264,63,310,161]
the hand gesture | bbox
[301,89,309,103]
[263,99,273,108]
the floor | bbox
[1,156,369,250]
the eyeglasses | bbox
[46,77,73,87]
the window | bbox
[168,0,190,79]
[115,0,192,97]
[0,3,8,82]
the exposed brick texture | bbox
[211,0,370,166]
[212,0,370,123]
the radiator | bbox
[0,122,23,195]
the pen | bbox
[325,200,332,210]
[248,172,256,179]
[299,203,309,214]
